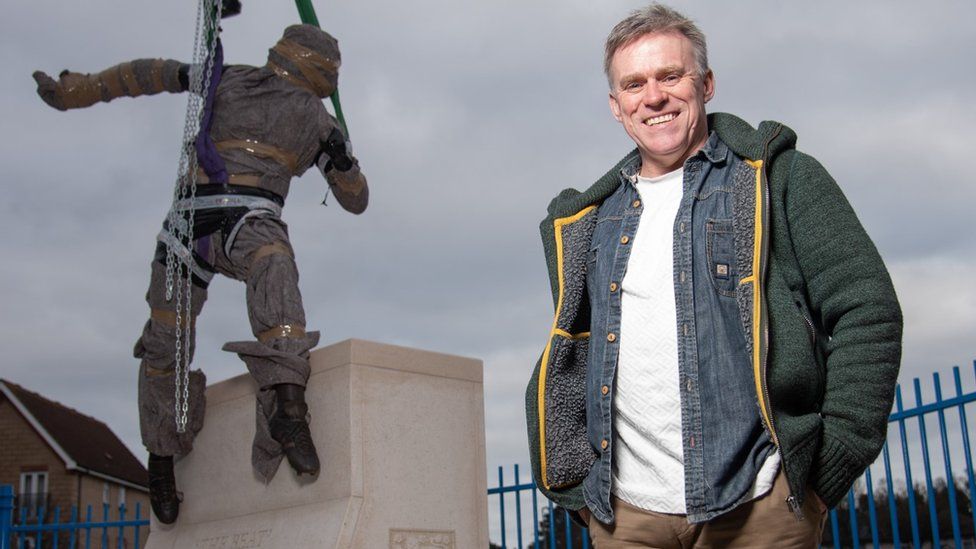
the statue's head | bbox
[267,24,340,98]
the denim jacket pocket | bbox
[706,219,737,297]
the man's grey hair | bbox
[603,4,709,88]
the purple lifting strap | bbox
[194,39,228,184]
[194,234,212,263]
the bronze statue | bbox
[34,22,367,523]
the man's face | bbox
[608,32,714,177]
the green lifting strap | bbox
[294,0,349,137]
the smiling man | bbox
[525,4,902,547]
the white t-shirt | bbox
[613,168,687,512]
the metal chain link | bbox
[166,0,222,433]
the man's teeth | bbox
[644,113,676,126]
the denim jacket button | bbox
[607,333,617,342]
[680,222,686,233]
[609,282,618,292]
[601,385,609,395]
[620,235,630,244]
[632,199,641,208]
[601,439,609,450]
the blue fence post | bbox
[881,443,901,548]
[895,385,922,548]
[531,487,539,549]
[846,490,860,549]
[828,508,841,549]
[497,466,506,549]
[863,467,879,548]
[1,485,13,549]
[102,502,109,549]
[955,364,976,534]
[513,465,523,549]
[85,504,92,549]
[914,377,942,548]
[563,509,572,549]
[117,503,125,549]
[69,506,79,549]
[134,502,142,549]
[52,506,62,547]
[548,500,555,549]
[933,372,964,548]
[34,503,44,548]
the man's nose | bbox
[642,81,667,108]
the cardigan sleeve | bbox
[782,152,903,506]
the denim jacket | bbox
[583,133,775,523]
[525,112,902,525]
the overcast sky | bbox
[2,0,975,533]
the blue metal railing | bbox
[0,485,149,549]
[490,362,976,548]
[488,466,590,549]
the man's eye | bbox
[661,74,681,85]
[624,81,642,90]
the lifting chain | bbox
[164,0,223,433]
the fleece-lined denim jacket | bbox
[581,132,776,523]
[525,112,902,525]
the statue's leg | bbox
[135,249,209,523]
[135,250,209,456]
[218,216,321,481]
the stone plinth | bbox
[146,339,487,549]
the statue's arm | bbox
[314,112,368,214]
[33,58,188,111]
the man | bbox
[34,24,368,524]
[525,4,902,547]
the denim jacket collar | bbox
[700,131,730,165]
[619,131,729,187]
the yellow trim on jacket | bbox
[741,158,777,447]
[537,205,596,490]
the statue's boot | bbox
[269,383,320,475]
[148,453,181,524]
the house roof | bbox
[0,379,147,491]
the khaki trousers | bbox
[587,472,828,549]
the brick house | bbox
[0,379,149,545]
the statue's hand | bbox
[33,69,101,111]
[319,127,353,172]
[326,167,368,214]
[33,70,67,111]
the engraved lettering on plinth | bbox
[389,529,456,549]
[195,528,272,548]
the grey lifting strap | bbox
[157,194,283,284]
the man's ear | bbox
[608,92,624,123]
[702,69,715,103]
